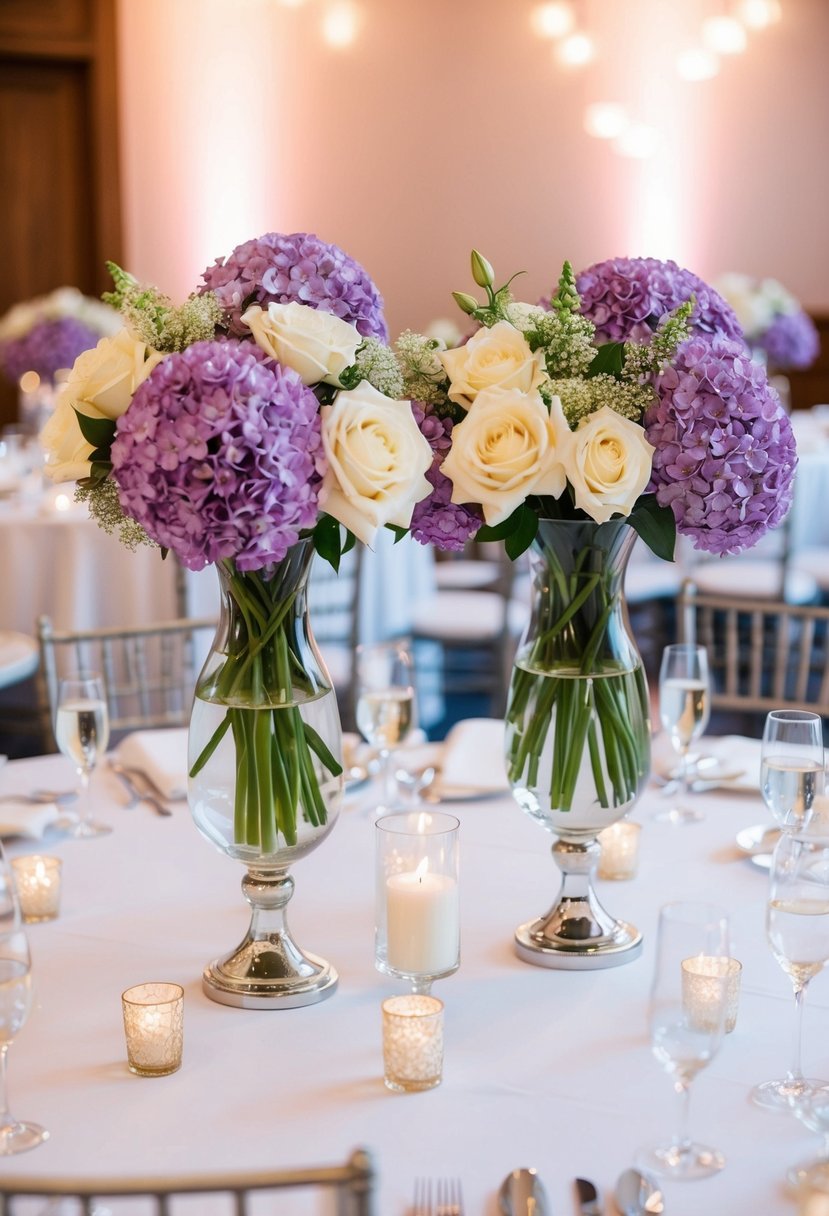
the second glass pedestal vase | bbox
[505,518,651,969]
[188,544,343,1008]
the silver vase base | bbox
[514,918,643,970]
[202,950,339,1009]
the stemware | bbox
[0,841,47,1155]
[54,674,111,839]
[636,900,730,1180]
[751,833,829,1112]
[788,1083,829,1191]
[760,710,825,833]
[355,640,416,815]
[655,644,711,825]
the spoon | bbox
[614,1168,664,1216]
[498,1168,549,1216]
[394,765,437,804]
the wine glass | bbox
[0,841,47,1155]
[788,1083,829,1191]
[655,644,711,825]
[636,900,731,1180]
[355,641,416,815]
[54,673,111,839]
[751,833,829,1112]
[761,710,825,833]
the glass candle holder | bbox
[597,821,642,880]
[682,955,742,1034]
[382,993,444,1092]
[121,982,184,1076]
[375,810,459,993]
[11,855,62,922]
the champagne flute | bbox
[636,900,730,1180]
[355,641,416,815]
[761,710,825,832]
[656,644,711,825]
[0,841,47,1155]
[751,833,829,1112]
[54,674,111,839]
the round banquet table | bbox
[0,738,822,1215]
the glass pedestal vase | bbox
[504,518,651,970]
[188,544,343,1008]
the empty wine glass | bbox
[54,674,111,839]
[751,833,829,1112]
[0,841,47,1155]
[636,900,730,1180]
[656,644,711,825]
[355,641,416,815]
[761,710,825,833]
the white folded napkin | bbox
[117,728,189,800]
[0,801,60,840]
[439,718,508,791]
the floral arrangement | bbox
[713,271,820,371]
[0,287,121,386]
[40,231,432,853]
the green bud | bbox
[470,249,495,289]
[452,291,479,316]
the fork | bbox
[412,1178,464,1216]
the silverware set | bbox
[108,761,174,817]
[413,1167,662,1216]
[412,1177,464,1215]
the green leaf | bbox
[505,503,538,560]
[628,494,676,562]
[341,530,357,555]
[586,342,625,380]
[312,515,342,571]
[74,411,116,449]
[386,525,408,544]
[338,363,362,390]
[475,503,526,543]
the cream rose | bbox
[319,382,433,547]
[441,388,572,526]
[439,320,547,408]
[39,397,96,483]
[567,405,654,524]
[242,301,361,387]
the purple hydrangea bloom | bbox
[111,339,325,572]
[0,316,99,384]
[645,334,797,555]
[200,231,388,342]
[409,403,482,551]
[575,257,744,345]
[761,309,820,371]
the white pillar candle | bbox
[386,858,459,975]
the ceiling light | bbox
[556,32,595,67]
[584,103,628,140]
[321,1,361,48]
[530,2,575,40]
[702,15,748,55]
[677,47,720,81]
[613,123,659,160]
[737,0,782,29]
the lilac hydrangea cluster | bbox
[575,257,744,345]
[409,403,482,551]
[0,316,99,384]
[761,309,820,371]
[645,334,797,555]
[111,339,324,572]
[200,231,388,342]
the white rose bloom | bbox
[504,301,547,334]
[439,320,547,409]
[441,388,571,527]
[242,301,362,387]
[319,382,433,547]
[567,405,654,524]
[39,396,96,483]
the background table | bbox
[0,741,821,1214]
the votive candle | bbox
[597,821,641,880]
[121,982,184,1076]
[386,860,459,974]
[11,855,62,922]
[382,994,444,1092]
[681,955,742,1033]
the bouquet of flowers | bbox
[713,271,820,372]
[40,231,433,855]
[0,287,121,387]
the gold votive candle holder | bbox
[382,994,444,1092]
[597,821,641,880]
[121,982,184,1076]
[11,855,62,922]
[681,955,742,1034]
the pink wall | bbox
[117,0,829,340]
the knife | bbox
[574,1177,602,1216]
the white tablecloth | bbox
[0,743,820,1214]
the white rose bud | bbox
[440,321,547,409]
[242,301,362,387]
[441,388,572,527]
[319,382,433,547]
[567,405,654,524]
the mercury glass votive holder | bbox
[382,993,444,1092]
[11,855,62,922]
[681,955,742,1033]
[121,982,184,1076]
[597,821,642,880]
